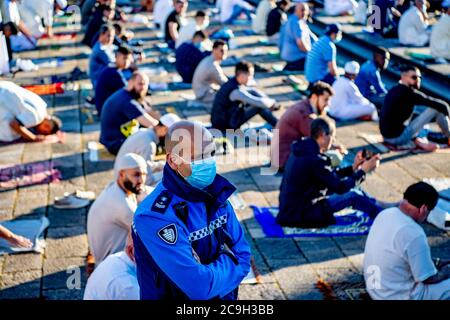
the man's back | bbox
[272,99,314,168]
[83,251,139,300]
[430,14,450,59]
[100,89,144,152]
[364,207,436,300]
[305,36,335,83]
[192,55,227,99]
[87,182,137,264]
[398,6,427,45]
[175,42,209,83]
[95,66,127,115]
[211,77,240,130]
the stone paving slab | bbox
[0,0,448,300]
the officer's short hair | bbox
[404,182,439,210]
[311,117,335,140]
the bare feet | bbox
[414,138,439,152]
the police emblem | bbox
[158,224,178,245]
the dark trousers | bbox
[283,57,306,72]
[229,105,278,130]
[326,191,383,219]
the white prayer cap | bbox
[115,153,148,177]
[160,113,181,128]
[56,0,68,9]
[344,61,360,75]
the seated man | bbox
[380,66,450,149]
[18,0,67,39]
[175,31,210,84]
[115,113,181,186]
[82,4,115,47]
[324,0,358,16]
[87,153,150,264]
[211,61,278,131]
[430,0,450,61]
[100,71,159,155]
[0,81,62,142]
[88,23,116,89]
[373,0,406,38]
[84,233,139,300]
[164,0,187,50]
[364,182,450,300]
[1,0,37,51]
[132,120,251,300]
[279,2,316,71]
[277,117,382,228]
[328,61,378,121]
[95,45,133,116]
[176,10,209,49]
[355,48,390,110]
[220,0,255,24]
[271,81,334,170]
[398,0,430,46]
[266,0,290,44]
[252,0,276,34]
[192,40,229,105]
[305,23,341,86]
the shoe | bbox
[53,190,95,209]
[427,131,449,144]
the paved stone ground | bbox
[0,0,448,300]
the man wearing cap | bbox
[305,23,341,87]
[18,0,67,39]
[115,113,181,186]
[328,61,378,121]
[132,120,251,300]
[87,153,152,265]
[430,0,450,61]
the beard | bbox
[123,178,142,195]
[129,88,145,102]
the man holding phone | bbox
[277,117,385,228]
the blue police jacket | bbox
[132,164,251,300]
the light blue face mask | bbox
[185,157,217,190]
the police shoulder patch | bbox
[151,190,173,214]
[158,223,178,245]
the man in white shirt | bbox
[0,81,62,142]
[153,0,174,29]
[398,0,430,46]
[84,233,139,300]
[115,113,181,185]
[18,0,67,39]
[220,0,255,24]
[328,61,378,120]
[364,182,450,300]
[252,0,276,34]
[87,153,152,265]
[430,0,450,60]
[176,10,209,49]
[324,0,358,16]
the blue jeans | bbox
[326,191,382,219]
[224,5,253,24]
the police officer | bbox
[132,120,251,300]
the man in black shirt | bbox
[266,0,289,43]
[380,66,450,150]
[164,0,187,50]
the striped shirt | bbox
[305,35,336,83]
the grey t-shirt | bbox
[192,55,228,100]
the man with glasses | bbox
[380,66,450,150]
[132,120,251,300]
